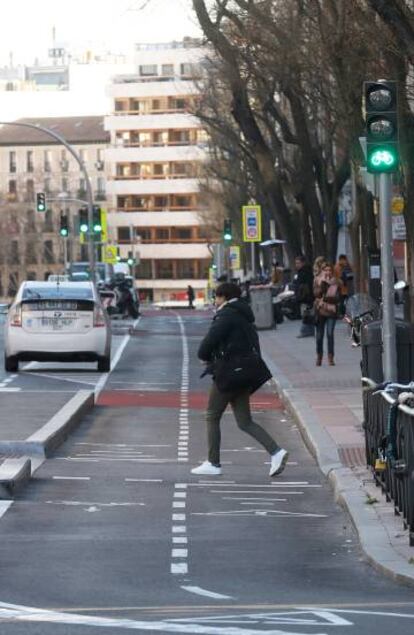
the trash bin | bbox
[250,286,274,329]
[361,319,414,383]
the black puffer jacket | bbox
[198,299,260,363]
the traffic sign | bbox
[242,205,262,242]
[102,245,118,264]
[229,246,241,269]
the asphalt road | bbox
[0,310,413,634]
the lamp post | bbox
[0,121,96,280]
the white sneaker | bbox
[269,449,289,477]
[191,461,222,476]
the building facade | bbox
[0,116,109,298]
[104,39,211,303]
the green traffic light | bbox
[367,147,398,173]
[224,232,232,241]
[80,223,88,233]
[93,224,102,233]
[60,228,68,237]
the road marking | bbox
[125,478,163,483]
[172,549,188,558]
[181,586,234,600]
[94,316,141,398]
[172,526,186,533]
[170,562,188,575]
[0,502,12,518]
[52,476,91,481]
[192,509,327,518]
[173,537,188,544]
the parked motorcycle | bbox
[99,275,140,320]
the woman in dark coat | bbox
[191,282,289,477]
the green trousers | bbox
[206,381,279,466]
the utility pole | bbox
[379,173,397,381]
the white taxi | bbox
[4,280,111,373]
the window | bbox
[43,240,55,264]
[135,260,152,279]
[180,63,199,77]
[155,228,169,240]
[174,227,192,240]
[151,99,161,111]
[153,163,165,176]
[154,196,168,209]
[174,195,191,208]
[44,178,51,193]
[136,228,151,241]
[61,177,68,194]
[26,271,37,281]
[26,209,36,232]
[26,150,34,172]
[8,272,18,296]
[115,100,126,112]
[162,64,174,76]
[176,260,195,278]
[156,260,173,279]
[9,151,16,173]
[139,64,157,76]
[44,150,52,172]
[26,179,34,201]
[79,149,87,164]
[44,209,54,232]
[78,178,86,196]
[117,227,131,243]
[61,149,69,171]
[9,240,20,265]
[25,241,37,264]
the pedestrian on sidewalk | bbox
[293,255,314,338]
[191,282,288,477]
[187,285,195,309]
[334,254,353,317]
[314,262,341,366]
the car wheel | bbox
[4,355,18,372]
[97,356,111,372]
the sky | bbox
[0,0,202,66]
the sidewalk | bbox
[260,318,414,586]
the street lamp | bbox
[0,121,96,279]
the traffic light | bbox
[127,251,135,266]
[364,80,399,173]
[93,205,102,233]
[36,192,46,212]
[59,213,69,237]
[223,218,232,242]
[79,207,88,233]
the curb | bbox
[0,457,31,499]
[0,390,94,497]
[263,353,414,587]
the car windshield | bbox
[22,285,94,301]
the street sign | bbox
[392,214,406,240]
[102,245,118,264]
[242,205,262,242]
[100,208,108,243]
[391,196,404,214]
[229,246,241,269]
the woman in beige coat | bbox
[313,262,341,366]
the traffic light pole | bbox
[379,172,397,381]
[0,121,96,281]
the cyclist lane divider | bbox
[260,321,414,587]
[0,317,140,500]
[0,390,94,500]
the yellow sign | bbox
[229,246,241,269]
[102,245,118,264]
[100,208,108,243]
[242,205,262,242]
[391,197,404,214]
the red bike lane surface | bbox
[97,389,282,410]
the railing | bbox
[362,378,414,546]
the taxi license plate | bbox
[41,318,75,330]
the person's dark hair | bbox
[338,254,347,260]
[215,282,241,300]
[295,254,306,263]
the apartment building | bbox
[0,116,109,298]
[105,38,211,303]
